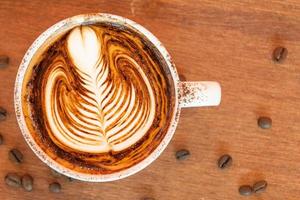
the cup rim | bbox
[14,13,180,182]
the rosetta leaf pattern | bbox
[45,26,155,153]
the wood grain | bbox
[1,0,300,199]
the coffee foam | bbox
[45,26,156,153]
[23,22,175,174]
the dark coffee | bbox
[0,107,7,121]
[5,173,21,188]
[49,182,61,193]
[0,55,9,68]
[217,154,232,169]
[239,185,253,196]
[8,148,23,164]
[253,180,268,193]
[21,22,175,174]
[21,174,34,192]
[257,116,272,129]
[175,149,190,160]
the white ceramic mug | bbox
[14,13,221,182]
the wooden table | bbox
[1,0,300,199]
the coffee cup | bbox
[14,13,221,182]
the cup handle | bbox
[179,81,221,108]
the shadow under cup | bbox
[15,14,179,181]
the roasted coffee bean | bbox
[239,185,253,196]
[217,154,232,169]
[258,116,272,129]
[5,173,21,188]
[0,55,9,68]
[273,46,288,63]
[9,148,23,164]
[0,107,7,121]
[0,134,3,145]
[253,180,268,193]
[49,182,61,193]
[175,149,190,160]
[21,174,33,192]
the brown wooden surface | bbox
[1,0,300,199]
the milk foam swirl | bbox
[45,26,156,153]
[24,23,174,174]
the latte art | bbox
[45,26,156,153]
[22,22,175,174]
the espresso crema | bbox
[22,22,175,174]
